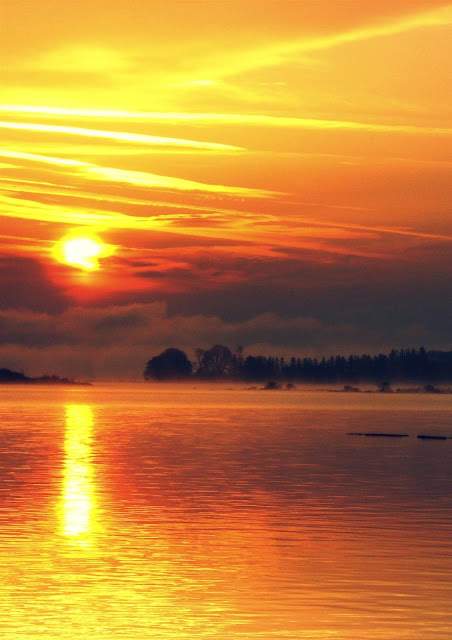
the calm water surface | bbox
[0,384,451,639]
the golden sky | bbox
[0,1,451,378]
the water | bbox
[0,384,451,639]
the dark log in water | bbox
[346,432,409,437]
[417,435,450,440]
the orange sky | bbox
[0,1,451,378]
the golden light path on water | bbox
[61,405,95,543]
[56,399,233,638]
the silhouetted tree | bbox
[232,345,245,378]
[196,344,233,378]
[144,348,192,381]
[242,355,274,381]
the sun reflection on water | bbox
[61,404,95,543]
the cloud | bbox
[2,106,451,137]
[0,302,317,350]
[207,5,452,80]
[0,255,69,313]
[0,120,243,151]
[0,150,274,204]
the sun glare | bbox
[56,235,111,270]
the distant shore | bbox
[0,368,92,386]
[144,346,452,385]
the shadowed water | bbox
[0,384,451,639]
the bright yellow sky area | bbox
[0,1,451,365]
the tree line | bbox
[143,346,452,383]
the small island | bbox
[0,367,91,386]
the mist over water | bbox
[0,384,451,639]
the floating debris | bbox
[346,432,409,438]
[417,435,450,440]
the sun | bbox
[55,234,111,271]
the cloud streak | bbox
[191,4,452,80]
[2,107,451,137]
[0,120,243,151]
[0,149,273,198]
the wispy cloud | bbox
[0,149,90,167]
[84,165,274,196]
[2,107,450,137]
[0,149,273,198]
[2,188,449,270]
[0,120,243,151]
[2,144,450,253]
[191,4,452,80]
